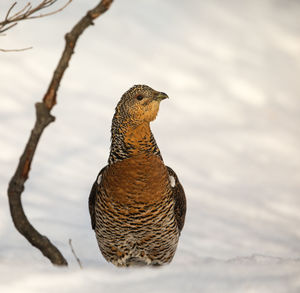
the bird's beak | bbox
[154,92,169,101]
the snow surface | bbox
[1,0,300,292]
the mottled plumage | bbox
[89,85,186,266]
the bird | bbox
[89,85,186,267]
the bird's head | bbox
[114,85,168,125]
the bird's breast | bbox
[102,154,170,205]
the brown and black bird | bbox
[89,85,186,266]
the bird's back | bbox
[94,153,179,266]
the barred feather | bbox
[89,85,186,266]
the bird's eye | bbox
[136,95,143,101]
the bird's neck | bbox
[108,119,162,165]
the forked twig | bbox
[0,1,73,52]
[0,0,73,33]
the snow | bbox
[169,175,176,188]
[1,0,300,292]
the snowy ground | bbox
[1,0,300,292]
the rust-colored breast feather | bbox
[93,154,180,266]
[103,155,169,204]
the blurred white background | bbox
[0,0,300,292]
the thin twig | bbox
[27,1,72,20]
[68,239,83,269]
[5,2,17,20]
[0,23,17,33]
[7,0,114,266]
[13,3,31,18]
[0,46,32,52]
[0,0,72,33]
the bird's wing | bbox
[166,166,187,233]
[88,166,107,230]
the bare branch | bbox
[0,46,32,52]
[7,0,114,266]
[5,2,17,21]
[43,0,114,109]
[0,0,72,33]
[69,239,83,269]
[14,2,31,17]
[0,22,17,33]
[13,3,31,18]
[27,1,72,20]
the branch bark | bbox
[7,0,114,266]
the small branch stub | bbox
[69,239,83,269]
